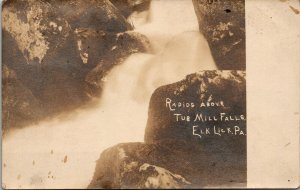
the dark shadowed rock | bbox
[2,65,44,130]
[85,31,151,94]
[145,70,246,144]
[144,71,247,186]
[192,0,245,70]
[88,71,246,188]
[109,0,151,18]
[56,0,133,32]
[2,0,150,129]
[88,143,192,189]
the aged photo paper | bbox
[1,0,299,189]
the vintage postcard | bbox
[1,0,299,189]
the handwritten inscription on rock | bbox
[165,97,246,139]
[145,70,246,144]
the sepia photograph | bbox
[1,0,299,189]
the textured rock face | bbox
[2,65,44,131]
[192,0,245,70]
[88,143,192,189]
[2,0,150,129]
[144,70,247,186]
[145,70,246,144]
[110,0,151,18]
[88,71,246,189]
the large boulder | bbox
[88,143,192,189]
[2,0,150,129]
[145,70,246,144]
[144,70,247,186]
[88,70,247,188]
[192,0,245,70]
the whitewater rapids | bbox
[2,0,216,188]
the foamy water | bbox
[2,0,216,188]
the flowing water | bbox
[2,0,216,188]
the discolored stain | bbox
[51,150,54,154]
[17,174,21,180]
[32,160,35,165]
[279,0,288,2]
[284,142,291,147]
[3,163,6,168]
[63,155,68,163]
[224,9,231,13]
[289,5,300,14]
[30,174,44,186]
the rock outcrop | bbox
[2,0,150,129]
[88,71,246,189]
[2,65,44,131]
[110,0,151,19]
[88,143,192,189]
[145,70,246,144]
[192,0,245,70]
